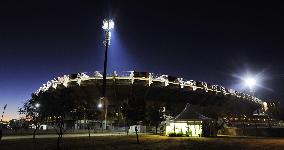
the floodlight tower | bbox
[101,19,114,130]
[244,77,256,96]
[102,19,114,97]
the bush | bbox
[185,131,192,137]
[176,132,183,137]
[168,132,177,137]
[168,132,184,137]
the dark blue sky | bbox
[1,1,284,120]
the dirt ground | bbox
[1,135,284,150]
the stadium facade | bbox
[34,71,279,134]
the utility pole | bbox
[0,104,7,141]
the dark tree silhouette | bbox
[146,103,164,134]
[22,85,102,149]
[127,97,146,124]
[19,94,43,140]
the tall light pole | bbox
[102,19,114,130]
[0,104,7,141]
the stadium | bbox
[35,71,267,112]
[33,71,278,136]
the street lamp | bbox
[35,103,40,108]
[34,103,40,118]
[97,103,103,108]
[101,19,114,130]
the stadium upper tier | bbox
[34,71,267,106]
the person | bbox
[126,124,129,135]
[135,126,139,144]
[87,125,91,139]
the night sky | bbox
[1,1,284,120]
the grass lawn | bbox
[1,135,284,150]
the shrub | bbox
[185,131,192,137]
[168,132,177,137]
[168,132,185,137]
[176,132,184,137]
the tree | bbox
[146,103,164,134]
[22,88,73,149]
[122,97,146,126]
[8,119,21,134]
[43,88,73,149]
[121,102,130,134]
[19,94,43,140]
[22,85,101,149]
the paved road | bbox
[2,133,128,140]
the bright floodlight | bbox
[245,77,256,88]
[35,103,40,108]
[102,19,114,30]
[98,103,103,108]
[263,102,268,111]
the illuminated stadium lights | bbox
[102,19,114,30]
[102,19,114,47]
[34,71,268,105]
[245,77,256,89]
[262,102,268,111]
[243,76,258,97]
